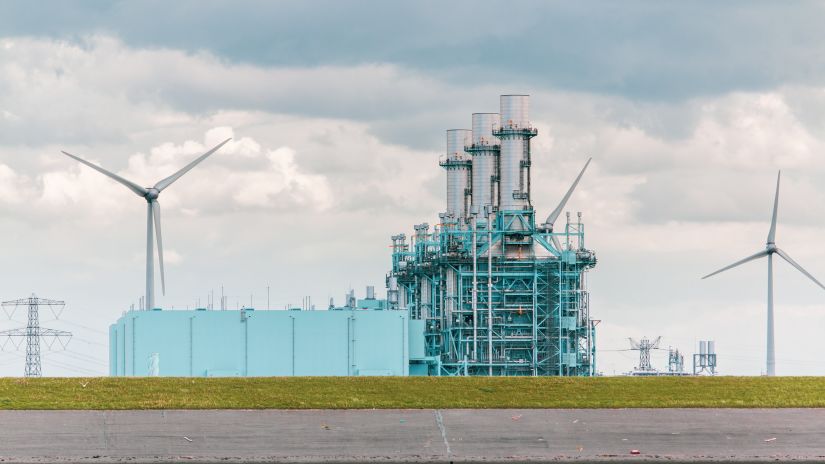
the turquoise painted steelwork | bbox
[385,95,598,376]
[109,309,415,377]
[387,209,597,376]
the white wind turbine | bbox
[62,138,231,310]
[702,171,825,376]
[540,157,592,251]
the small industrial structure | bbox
[624,336,690,376]
[668,347,685,374]
[693,340,718,375]
[386,94,597,376]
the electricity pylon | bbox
[628,336,662,373]
[0,294,72,377]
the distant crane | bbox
[628,336,661,373]
[0,295,72,377]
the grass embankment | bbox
[0,376,822,410]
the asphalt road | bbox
[0,409,823,462]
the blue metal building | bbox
[110,308,426,376]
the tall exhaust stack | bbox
[495,95,537,214]
[441,129,473,227]
[469,113,501,217]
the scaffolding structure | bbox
[386,95,597,376]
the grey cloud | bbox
[0,36,492,150]
[2,1,825,101]
[631,169,825,226]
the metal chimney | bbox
[495,95,537,213]
[441,129,473,228]
[387,276,399,307]
[707,340,717,373]
[469,113,501,216]
[366,286,375,300]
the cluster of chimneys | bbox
[440,95,536,228]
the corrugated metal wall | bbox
[109,309,416,377]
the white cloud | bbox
[530,87,825,229]
[1,127,336,221]
[0,163,32,204]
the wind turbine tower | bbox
[62,139,230,310]
[702,171,825,376]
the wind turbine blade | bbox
[545,157,592,227]
[152,201,166,296]
[776,248,825,291]
[154,138,231,192]
[767,171,780,243]
[551,234,563,252]
[61,151,148,197]
[702,249,769,279]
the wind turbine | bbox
[702,171,825,376]
[62,138,231,310]
[541,157,592,251]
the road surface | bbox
[0,408,823,462]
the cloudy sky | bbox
[1,1,825,376]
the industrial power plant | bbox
[386,95,597,376]
[23,93,815,379]
[105,94,599,377]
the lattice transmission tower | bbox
[628,336,662,373]
[0,294,72,377]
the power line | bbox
[56,350,108,367]
[39,356,101,375]
[69,337,107,348]
[52,319,108,336]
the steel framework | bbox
[628,336,661,373]
[388,211,596,376]
[387,94,598,376]
[0,295,72,377]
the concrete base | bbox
[0,409,823,462]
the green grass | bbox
[0,376,823,410]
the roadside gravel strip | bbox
[0,409,823,462]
